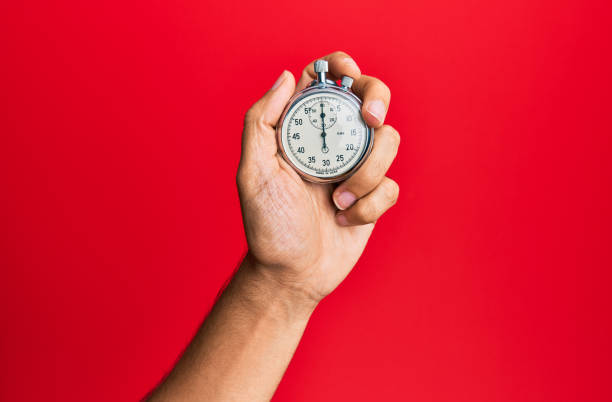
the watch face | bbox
[280,90,370,181]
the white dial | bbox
[281,93,368,179]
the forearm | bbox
[149,254,317,401]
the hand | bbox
[237,51,400,305]
[149,52,400,402]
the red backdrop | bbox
[1,1,610,401]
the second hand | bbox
[320,103,329,153]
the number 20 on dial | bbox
[277,60,373,183]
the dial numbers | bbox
[283,94,367,178]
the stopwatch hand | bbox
[320,109,327,148]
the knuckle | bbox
[356,200,379,223]
[367,77,391,98]
[382,82,391,99]
[377,79,391,97]
[384,179,400,205]
[244,105,265,129]
[244,105,258,125]
[361,160,383,188]
[301,64,313,78]
[390,127,401,147]
[381,125,400,147]
[329,50,350,59]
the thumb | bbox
[248,70,296,128]
[241,71,296,165]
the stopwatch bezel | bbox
[276,82,374,184]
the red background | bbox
[1,1,610,401]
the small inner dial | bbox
[282,93,368,178]
[307,100,338,130]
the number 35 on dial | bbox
[277,60,373,183]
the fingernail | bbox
[336,214,349,226]
[366,99,386,123]
[271,71,286,90]
[334,191,357,210]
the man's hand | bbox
[238,51,400,304]
[148,52,399,402]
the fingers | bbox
[352,75,391,128]
[332,125,400,210]
[295,51,362,92]
[241,70,296,164]
[336,177,399,226]
[295,51,391,129]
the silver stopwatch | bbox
[277,60,373,183]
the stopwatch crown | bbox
[341,76,354,89]
[314,60,328,73]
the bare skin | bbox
[148,51,400,402]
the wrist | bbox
[235,253,319,322]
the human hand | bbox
[148,52,399,402]
[237,51,400,306]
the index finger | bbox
[295,51,362,92]
[352,75,391,128]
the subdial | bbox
[308,100,338,130]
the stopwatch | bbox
[277,60,373,183]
